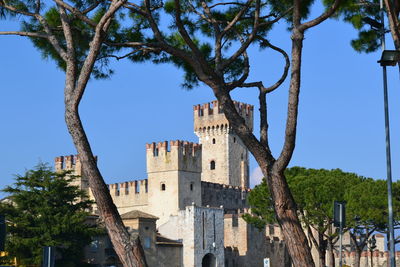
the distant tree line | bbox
[244,167,400,267]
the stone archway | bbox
[202,253,217,267]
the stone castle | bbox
[53,99,400,267]
[54,100,274,267]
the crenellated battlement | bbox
[193,100,253,132]
[146,140,202,173]
[201,181,250,211]
[108,179,148,197]
[106,179,149,214]
[54,154,98,191]
[55,155,80,172]
[201,181,251,192]
[55,154,84,176]
[54,154,98,174]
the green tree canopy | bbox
[0,163,100,266]
[244,167,382,267]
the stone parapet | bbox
[201,181,250,211]
[193,100,253,132]
[146,140,202,173]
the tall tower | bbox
[146,140,202,225]
[193,100,253,188]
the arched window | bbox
[161,183,166,191]
[212,138,216,144]
[210,160,216,170]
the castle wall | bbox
[224,212,266,267]
[201,181,250,211]
[55,155,89,192]
[332,250,400,267]
[146,141,202,226]
[196,127,230,186]
[158,205,224,267]
[193,100,253,187]
[227,134,249,188]
[193,100,253,131]
[156,245,183,267]
[107,180,149,215]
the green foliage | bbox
[244,167,365,231]
[2,0,342,87]
[338,0,383,53]
[0,163,101,266]
[346,179,400,230]
[245,166,400,250]
[287,167,362,230]
[242,179,275,229]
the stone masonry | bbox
[55,100,283,267]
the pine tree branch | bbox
[220,0,260,71]
[221,0,253,37]
[52,0,97,27]
[299,0,341,31]
[0,31,48,38]
[73,0,126,105]
[258,37,290,93]
[0,2,37,17]
[173,0,214,76]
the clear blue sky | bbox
[1,5,400,197]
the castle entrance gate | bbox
[202,253,217,267]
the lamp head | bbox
[378,50,400,66]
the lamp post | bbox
[364,2,400,266]
[378,47,400,267]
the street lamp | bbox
[363,2,400,266]
[378,50,400,66]
[378,46,398,267]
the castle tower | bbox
[54,155,89,192]
[193,100,253,188]
[146,140,202,225]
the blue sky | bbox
[1,5,400,197]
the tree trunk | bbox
[65,104,147,267]
[318,232,326,267]
[384,0,400,50]
[328,244,335,267]
[265,169,315,267]
[318,251,326,267]
[328,237,335,267]
[354,248,362,267]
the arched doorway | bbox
[202,253,217,267]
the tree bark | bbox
[265,169,316,267]
[384,0,400,50]
[328,240,335,267]
[318,232,326,267]
[65,105,148,267]
[354,247,361,267]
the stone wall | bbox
[55,155,89,192]
[194,100,253,187]
[156,245,183,267]
[146,140,202,226]
[146,140,202,173]
[333,250,400,267]
[224,213,267,267]
[157,205,224,267]
[201,181,250,211]
[107,179,149,215]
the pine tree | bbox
[0,163,101,266]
